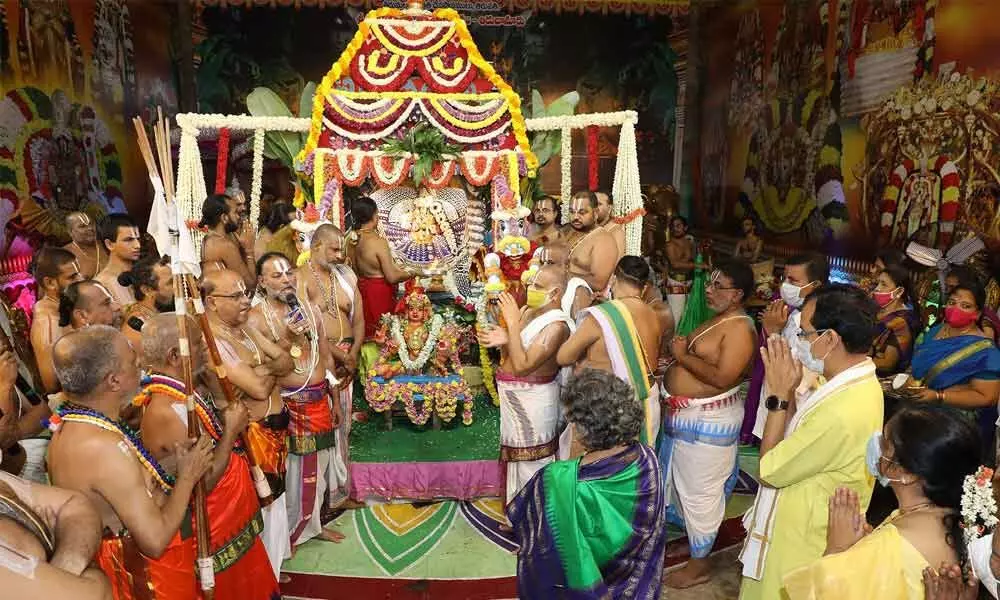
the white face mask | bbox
[794,328,831,374]
[780,281,810,309]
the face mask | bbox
[793,328,830,374]
[866,432,904,487]
[872,288,899,308]
[944,306,979,329]
[526,288,551,309]
[780,282,810,309]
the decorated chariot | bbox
[171,1,643,500]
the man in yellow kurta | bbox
[738,284,883,599]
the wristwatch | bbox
[765,395,789,412]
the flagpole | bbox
[135,114,215,598]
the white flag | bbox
[147,177,201,278]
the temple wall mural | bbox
[0,0,178,252]
[695,0,1000,257]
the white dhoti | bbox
[562,277,593,321]
[260,493,291,578]
[327,375,353,509]
[659,385,744,559]
[19,438,49,484]
[286,447,337,546]
[665,276,691,324]
[497,373,562,504]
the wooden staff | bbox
[133,114,215,597]
[183,273,274,505]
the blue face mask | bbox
[866,432,903,487]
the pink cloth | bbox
[350,460,501,501]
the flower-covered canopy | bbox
[296,7,538,227]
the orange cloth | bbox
[97,531,198,600]
[204,452,280,599]
[246,414,288,498]
[357,276,396,339]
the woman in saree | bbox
[508,369,666,599]
[908,279,1000,412]
[871,262,919,378]
[784,405,980,599]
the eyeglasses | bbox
[795,328,829,339]
[708,280,738,291]
[211,290,251,300]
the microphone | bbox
[284,293,312,341]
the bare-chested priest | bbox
[0,470,110,599]
[660,260,756,589]
[93,213,140,307]
[479,265,573,502]
[138,314,280,597]
[561,191,619,319]
[57,281,123,331]
[299,224,364,509]
[346,196,415,340]
[664,215,696,321]
[595,191,626,258]
[62,212,105,279]
[200,194,256,289]
[47,326,215,600]
[528,196,561,246]
[200,269,293,576]
[557,256,662,451]
[246,254,345,547]
[31,248,83,393]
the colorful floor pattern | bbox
[281,447,760,598]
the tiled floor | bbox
[666,546,744,600]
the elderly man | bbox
[93,213,140,307]
[595,191,625,257]
[561,191,618,318]
[508,369,666,599]
[200,194,256,288]
[31,248,83,393]
[660,260,757,588]
[346,196,414,340]
[62,212,105,279]
[557,256,662,450]
[57,281,123,331]
[138,314,280,598]
[47,326,215,600]
[739,285,882,599]
[200,269,292,577]
[299,224,364,510]
[480,265,573,503]
[0,471,110,599]
[248,253,344,546]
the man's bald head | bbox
[311,223,346,268]
[53,325,129,396]
[65,212,96,245]
[199,269,244,298]
[534,265,567,293]
[142,313,208,378]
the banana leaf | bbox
[675,258,715,337]
[246,87,301,168]
[298,81,317,118]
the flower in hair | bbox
[961,466,998,545]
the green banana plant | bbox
[246,83,317,202]
[520,89,579,205]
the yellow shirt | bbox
[783,520,928,599]
[739,375,883,600]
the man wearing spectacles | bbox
[660,260,757,589]
[528,196,561,246]
[201,269,295,576]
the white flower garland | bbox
[560,127,572,225]
[390,313,445,371]
[961,466,998,545]
[250,128,264,236]
[525,111,642,248]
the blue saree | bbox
[911,324,1000,390]
[507,443,666,599]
